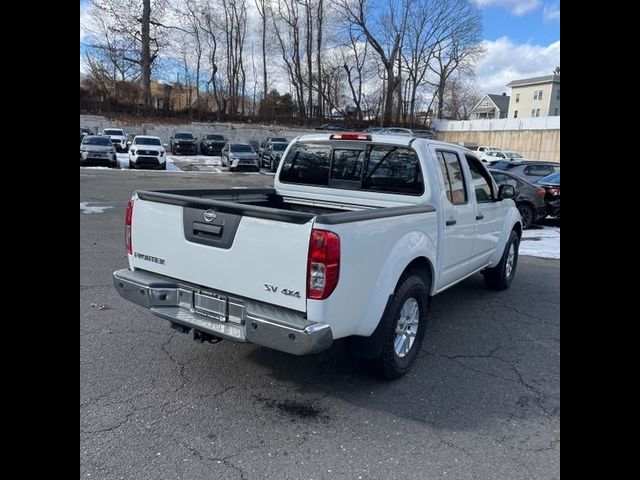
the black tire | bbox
[270,159,275,173]
[160,163,166,170]
[374,275,429,380]
[518,204,534,229]
[129,161,134,169]
[483,230,520,290]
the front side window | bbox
[436,151,467,205]
[466,155,494,202]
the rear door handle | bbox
[446,219,457,226]
[476,214,484,220]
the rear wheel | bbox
[518,204,534,229]
[483,230,520,290]
[374,275,429,379]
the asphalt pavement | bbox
[80,168,559,480]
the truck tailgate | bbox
[130,199,312,312]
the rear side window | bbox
[279,143,331,186]
[524,165,554,176]
[363,146,423,195]
[436,151,467,204]
[492,173,518,188]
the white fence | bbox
[432,116,560,132]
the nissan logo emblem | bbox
[203,209,217,222]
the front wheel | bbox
[483,230,520,290]
[374,275,429,379]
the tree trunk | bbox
[141,0,152,106]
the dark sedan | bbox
[537,172,560,218]
[315,123,344,131]
[80,135,118,168]
[200,134,227,156]
[489,169,547,229]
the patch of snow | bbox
[519,226,560,259]
[80,202,113,214]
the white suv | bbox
[128,136,167,170]
[101,128,129,152]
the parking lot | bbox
[81,168,559,479]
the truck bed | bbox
[135,188,434,225]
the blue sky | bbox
[80,0,560,94]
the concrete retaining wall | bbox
[80,115,317,149]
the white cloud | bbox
[474,0,541,16]
[475,37,560,93]
[543,2,560,21]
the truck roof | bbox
[294,133,451,148]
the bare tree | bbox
[442,75,481,119]
[334,0,412,126]
[341,26,369,120]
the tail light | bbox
[307,229,340,300]
[125,199,134,254]
[537,188,546,197]
[548,188,560,196]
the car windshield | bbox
[230,144,253,153]
[505,152,523,159]
[270,137,287,143]
[205,134,225,140]
[103,129,124,136]
[135,137,162,146]
[175,133,194,139]
[83,136,112,146]
[271,143,287,151]
[538,172,560,184]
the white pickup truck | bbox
[113,133,522,378]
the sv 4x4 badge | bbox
[264,284,301,298]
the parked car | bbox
[221,143,260,171]
[491,160,560,184]
[113,132,522,379]
[81,127,92,135]
[262,142,289,172]
[378,127,436,139]
[314,123,344,131]
[169,132,198,155]
[200,134,227,156]
[475,145,500,153]
[259,137,289,163]
[101,128,129,152]
[489,169,547,229]
[537,172,560,218]
[480,149,524,163]
[363,127,384,133]
[128,135,166,170]
[80,135,118,168]
[411,129,437,139]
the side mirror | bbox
[498,184,516,200]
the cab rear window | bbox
[279,142,424,195]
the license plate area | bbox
[194,291,228,322]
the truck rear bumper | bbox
[112,269,332,355]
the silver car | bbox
[221,143,260,172]
[80,135,118,168]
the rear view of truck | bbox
[113,187,350,355]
